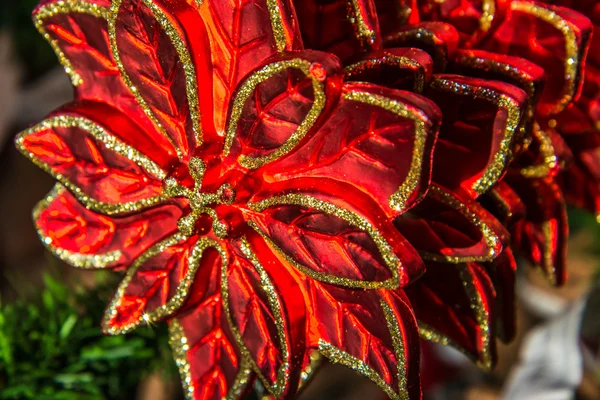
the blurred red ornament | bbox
[16,0,597,399]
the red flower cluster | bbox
[17,0,598,399]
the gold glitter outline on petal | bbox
[343,90,430,212]
[32,184,122,269]
[248,194,401,289]
[520,123,558,179]
[103,234,224,335]
[267,0,290,52]
[418,185,502,263]
[346,0,377,49]
[220,237,291,397]
[344,55,426,93]
[223,59,326,169]
[430,78,521,195]
[541,220,558,285]
[385,28,448,71]
[511,1,581,114]
[34,0,109,86]
[168,319,254,400]
[16,115,168,216]
[109,0,203,159]
[317,298,412,400]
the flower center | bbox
[164,157,236,238]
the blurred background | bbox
[0,1,599,399]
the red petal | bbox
[198,0,303,137]
[307,282,421,399]
[265,82,441,215]
[486,248,517,342]
[383,22,460,72]
[35,185,181,270]
[508,175,568,285]
[103,235,227,334]
[169,259,254,400]
[223,51,343,169]
[395,185,507,263]
[481,1,592,115]
[293,0,381,62]
[110,0,212,157]
[418,0,511,46]
[427,75,527,197]
[344,48,434,93]
[408,261,497,368]
[480,181,527,226]
[247,187,425,288]
[222,234,306,397]
[16,106,170,214]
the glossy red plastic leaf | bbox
[395,185,507,263]
[198,0,303,136]
[308,281,421,400]
[103,235,226,334]
[169,257,253,400]
[293,0,381,62]
[34,185,182,271]
[408,261,497,368]
[266,82,441,215]
[427,75,527,197]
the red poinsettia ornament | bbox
[16,0,596,399]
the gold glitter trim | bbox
[381,300,409,400]
[248,194,401,289]
[343,90,429,212]
[541,220,558,285]
[344,55,426,93]
[16,115,168,215]
[457,264,493,369]
[298,351,322,391]
[221,237,290,397]
[385,27,448,70]
[347,0,377,49]
[223,59,326,169]
[32,184,122,269]
[511,1,580,114]
[267,0,289,52]
[103,234,223,335]
[109,0,203,158]
[521,123,558,179]
[419,185,502,263]
[169,320,254,400]
[34,0,109,86]
[431,78,521,195]
[479,0,496,33]
[168,320,196,399]
[317,299,411,400]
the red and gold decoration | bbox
[16,0,599,398]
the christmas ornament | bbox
[16,0,597,399]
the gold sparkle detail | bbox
[343,90,429,212]
[223,59,326,169]
[347,0,377,49]
[479,0,496,33]
[344,55,426,93]
[431,78,521,195]
[511,1,580,114]
[168,320,253,400]
[109,0,203,158]
[419,186,501,263]
[541,220,558,285]
[164,157,232,238]
[32,184,122,269]
[248,194,401,289]
[267,0,289,52]
[318,299,411,400]
[16,115,168,215]
[521,123,558,178]
[34,0,109,86]
[298,351,322,391]
[385,28,448,70]
[103,234,223,335]
[221,238,290,397]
